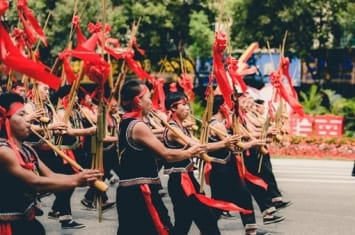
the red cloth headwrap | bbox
[122,85,148,119]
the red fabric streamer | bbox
[124,52,154,83]
[270,71,304,116]
[178,72,195,101]
[236,156,268,190]
[0,24,60,90]
[84,59,110,86]
[0,0,9,17]
[219,104,232,129]
[72,15,87,46]
[204,162,212,185]
[17,0,47,46]
[11,28,27,55]
[60,56,77,84]
[226,56,248,93]
[280,57,297,98]
[140,184,169,235]
[151,78,166,111]
[181,172,252,214]
[131,38,145,56]
[62,149,80,173]
[0,223,12,235]
[212,31,233,109]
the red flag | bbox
[151,78,166,111]
[0,0,9,17]
[17,0,47,46]
[0,23,60,90]
[213,31,233,108]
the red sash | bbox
[236,156,268,190]
[0,223,12,235]
[181,173,252,214]
[140,184,169,235]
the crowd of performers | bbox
[0,78,293,235]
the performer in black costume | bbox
[0,92,101,235]
[116,79,207,235]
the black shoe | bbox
[48,211,60,220]
[352,172,355,177]
[81,198,96,210]
[102,201,115,212]
[274,200,293,210]
[61,220,85,229]
[246,229,271,235]
[220,211,237,220]
[263,214,285,225]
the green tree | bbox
[231,0,349,59]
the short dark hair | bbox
[0,92,25,137]
[120,79,143,111]
[165,92,186,110]
[0,92,24,112]
[212,95,224,115]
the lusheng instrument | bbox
[150,111,213,163]
[31,128,108,192]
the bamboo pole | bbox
[31,128,108,192]
[150,111,213,163]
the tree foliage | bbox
[2,0,354,66]
[231,0,351,59]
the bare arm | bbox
[132,122,206,162]
[0,147,101,192]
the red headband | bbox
[122,85,148,106]
[0,102,33,171]
[121,85,149,119]
[0,102,24,118]
[170,98,188,109]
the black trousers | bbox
[243,150,275,212]
[116,184,173,235]
[35,147,76,218]
[209,157,257,227]
[167,172,221,235]
[11,219,45,235]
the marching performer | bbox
[117,79,207,235]
[0,92,102,235]
[208,94,276,235]
[162,91,245,235]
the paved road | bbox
[38,158,355,235]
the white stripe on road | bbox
[277,177,355,184]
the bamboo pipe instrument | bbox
[150,111,213,163]
[31,128,108,192]
[191,115,250,150]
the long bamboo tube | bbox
[31,128,108,192]
[150,111,213,163]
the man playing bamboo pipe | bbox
[80,95,116,211]
[244,98,292,210]
[26,84,95,229]
[0,92,102,235]
[207,94,283,235]
[236,94,287,222]
[162,91,249,235]
[24,82,68,218]
[117,79,207,235]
